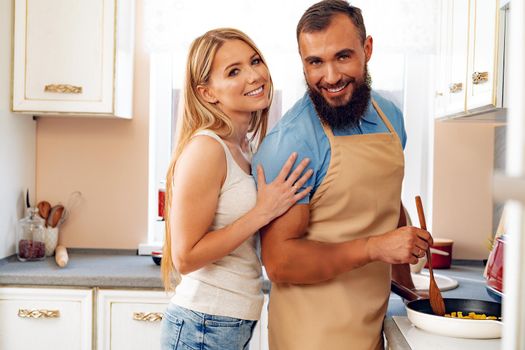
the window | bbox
[142,0,440,250]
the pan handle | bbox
[391,280,423,302]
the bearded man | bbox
[252,1,432,349]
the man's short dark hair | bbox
[296,0,367,45]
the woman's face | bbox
[202,39,271,120]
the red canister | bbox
[425,238,454,269]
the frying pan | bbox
[391,280,502,339]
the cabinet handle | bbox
[449,83,463,93]
[472,72,489,84]
[44,84,83,94]
[133,312,164,322]
[18,309,60,319]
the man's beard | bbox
[307,67,372,130]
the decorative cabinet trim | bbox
[133,312,164,322]
[18,308,61,318]
[44,84,83,94]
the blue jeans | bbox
[160,304,257,350]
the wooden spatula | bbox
[415,196,446,316]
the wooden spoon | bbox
[48,205,65,228]
[37,201,51,227]
[415,195,446,316]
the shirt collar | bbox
[360,100,378,125]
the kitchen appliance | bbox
[391,281,502,339]
[485,236,504,301]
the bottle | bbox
[158,180,166,221]
[16,208,46,261]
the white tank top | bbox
[170,130,263,320]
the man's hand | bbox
[367,227,432,265]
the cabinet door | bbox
[0,287,93,350]
[441,0,470,116]
[12,0,134,117]
[97,289,172,350]
[467,0,498,110]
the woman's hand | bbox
[255,152,313,224]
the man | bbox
[251,1,432,349]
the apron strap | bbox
[371,99,396,135]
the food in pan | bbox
[444,311,498,320]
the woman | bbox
[160,28,312,350]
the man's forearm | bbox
[263,237,371,284]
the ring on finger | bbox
[292,184,299,192]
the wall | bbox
[0,0,37,258]
[432,112,506,259]
[35,0,150,249]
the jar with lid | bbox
[16,208,46,261]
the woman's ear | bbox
[197,85,218,104]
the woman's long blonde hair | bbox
[161,28,273,290]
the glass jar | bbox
[16,208,46,261]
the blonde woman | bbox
[160,28,312,350]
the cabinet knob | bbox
[18,309,60,319]
[472,72,489,84]
[133,312,164,322]
[449,83,463,93]
[44,84,83,94]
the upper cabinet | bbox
[435,0,498,117]
[12,0,135,118]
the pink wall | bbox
[35,0,150,249]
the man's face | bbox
[299,14,372,108]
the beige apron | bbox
[268,100,405,350]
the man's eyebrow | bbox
[335,48,354,57]
[304,55,322,63]
[304,49,355,63]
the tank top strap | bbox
[193,129,234,160]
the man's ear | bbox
[197,85,218,104]
[364,35,373,62]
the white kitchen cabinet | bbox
[97,289,269,350]
[466,0,498,110]
[435,0,498,117]
[0,287,93,350]
[97,289,172,350]
[12,0,134,118]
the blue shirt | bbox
[251,91,407,204]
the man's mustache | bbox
[317,77,356,90]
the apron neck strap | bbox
[370,99,396,134]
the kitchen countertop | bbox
[0,251,496,348]
[0,249,272,292]
[384,260,498,349]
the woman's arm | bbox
[170,136,312,274]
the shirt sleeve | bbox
[252,131,316,204]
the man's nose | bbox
[324,63,342,85]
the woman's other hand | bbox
[255,152,313,224]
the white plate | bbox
[411,272,459,291]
